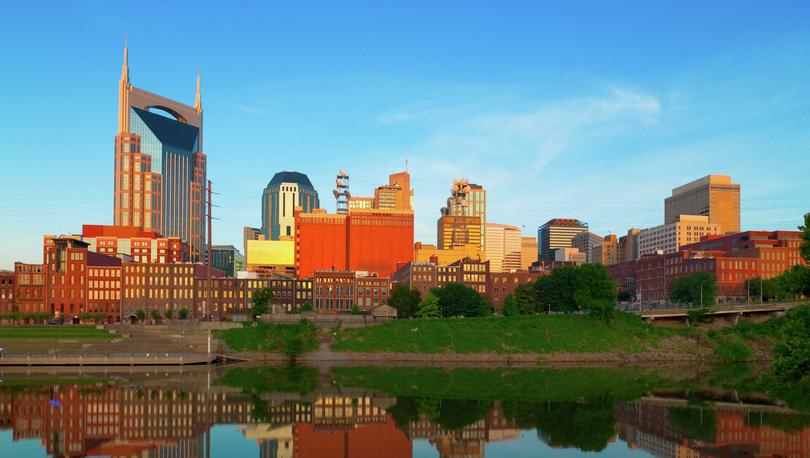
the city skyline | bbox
[2,2,810,269]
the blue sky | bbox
[1,1,809,269]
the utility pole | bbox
[207,180,213,320]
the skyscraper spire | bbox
[121,34,129,82]
[194,67,202,112]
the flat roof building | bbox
[665,175,740,233]
[537,219,588,263]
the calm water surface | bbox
[1,365,807,457]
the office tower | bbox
[637,214,721,257]
[437,215,482,250]
[537,219,588,263]
[211,245,244,277]
[261,171,320,240]
[485,223,522,273]
[520,236,538,269]
[571,231,604,263]
[350,171,414,211]
[113,43,207,261]
[440,178,486,250]
[664,175,741,233]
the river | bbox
[1,364,808,457]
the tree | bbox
[150,309,161,322]
[772,305,810,384]
[433,283,492,317]
[164,308,174,320]
[388,284,421,318]
[415,293,441,318]
[252,287,273,317]
[572,263,617,319]
[668,272,716,307]
[800,212,810,264]
[178,308,189,320]
[501,294,519,316]
[283,335,305,363]
[135,309,146,322]
[513,282,541,314]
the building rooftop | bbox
[267,171,315,189]
[131,107,200,152]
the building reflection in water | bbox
[1,381,810,457]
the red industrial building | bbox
[0,271,13,313]
[295,208,413,279]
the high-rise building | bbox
[437,215,482,250]
[537,219,588,263]
[261,171,320,240]
[664,175,741,233]
[349,171,414,211]
[441,179,486,250]
[520,236,538,269]
[211,245,244,277]
[571,231,603,263]
[637,214,722,257]
[113,44,207,261]
[485,223,522,273]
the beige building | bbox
[594,234,621,265]
[554,247,586,265]
[520,236,537,269]
[414,242,483,266]
[637,214,722,257]
[485,223,522,273]
[664,175,740,233]
[347,196,374,210]
[619,228,640,262]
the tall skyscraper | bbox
[113,43,207,261]
[440,178,486,250]
[664,175,741,233]
[261,171,320,240]
[537,219,588,263]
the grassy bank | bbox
[332,313,671,354]
[214,320,318,353]
[0,325,111,340]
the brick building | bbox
[312,271,390,313]
[608,230,806,303]
[0,271,13,313]
[488,271,544,309]
[194,275,312,315]
[123,263,224,319]
[12,263,45,313]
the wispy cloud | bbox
[233,104,269,116]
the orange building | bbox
[295,208,413,279]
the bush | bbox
[713,335,752,362]
[415,293,441,319]
[135,309,146,322]
[178,308,189,320]
[164,308,174,320]
[150,309,161,322]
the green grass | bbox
[0,325,111,340]
[214,321,319,353]
[332,313,671,354]
[712,334,753,362]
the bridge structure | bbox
[636,303,795,323]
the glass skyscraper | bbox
[113,44,207,261]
